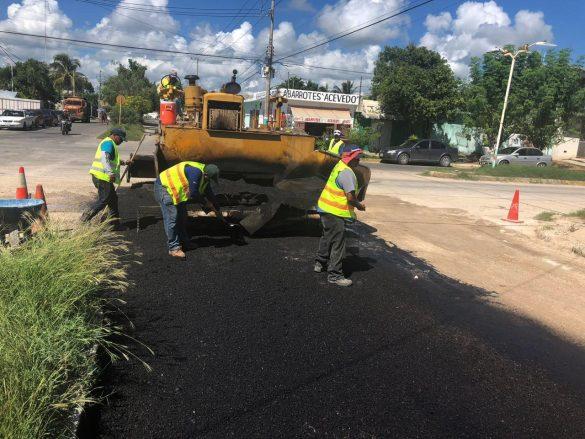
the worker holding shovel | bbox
[154,161,228,259]
[81,128,128,229]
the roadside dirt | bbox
[362,194,585,346]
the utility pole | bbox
[10,63,13,92]
[196,58,199,76]
[44,0,48,63]
[263,0,275,127]
[354,76,362,126]
[98,70,102,101]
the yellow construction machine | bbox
[128,71,370,233]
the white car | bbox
[479,146,553,167]
[0,109,37,130]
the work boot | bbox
[314,262,325,273]
[169,248,186,259]
[328,277,353,287]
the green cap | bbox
[110,128,127,141]
[204,164,220,184]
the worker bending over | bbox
[327,129,345,155]
[314,147,365,287]
[81,128,127,228]
[154,161,227,259]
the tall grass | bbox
[0,220,129,438]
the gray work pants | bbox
[315,213,346,281]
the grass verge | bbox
[98,123,144,141]
[427,165,585,182]
[534,211,556,222]
[567,209,585,219]
[0,220,130,438]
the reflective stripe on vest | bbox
[328,139,344,155]
[317,160,358,219]
[159,161,207,205]
[89,137,120,183]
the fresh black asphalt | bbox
[86,184,585,438]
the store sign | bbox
[295,116,352,124]
[280,88,360,105]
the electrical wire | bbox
[0,30,259,61]
[275,0,437,62]
[75,0,264,16]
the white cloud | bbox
[289,0,315,12]
[317,0,409,46]
[420,1,553,77]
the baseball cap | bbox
[204,164,220,184]
[341,147,362,164]
[110,128,127,141]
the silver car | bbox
[479,147,552,167]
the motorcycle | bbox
[60,118,72,135]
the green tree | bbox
[372,44,461,137]
[50,53,88,96]
[101,59,158,113]
[332,80,356,94]
[464,48,585,149]
[0,59,58,102]
[276,75,305,89]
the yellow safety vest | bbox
[328,139,344,155]
[159,161,208,205]
[317,160,358,219]
[89,137,120,183]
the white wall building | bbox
[0,91,41,111]
[244,88,360,136]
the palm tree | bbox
[50,53,86,96]
[333,80,356,94]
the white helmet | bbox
[333,129,342,137]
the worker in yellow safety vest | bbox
[81,128,128,228]
[327,129,345,155]
[154,161,228,259]
[157,69,184,101]
[314,147,365,287]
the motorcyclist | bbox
[61,111,72,135]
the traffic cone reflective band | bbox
[34,184,48,216]
[15,167,29,199]
[503,189,523,223]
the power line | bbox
[0,30,259,61]
[275,0,436,62]
[75,0,264,16]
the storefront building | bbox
[243,88,360,136]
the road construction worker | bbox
[157,69,183,101]
[327,129,345,155]
[314,147,365,287]
[154,161,228,259]
[81,128,127,228]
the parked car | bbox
[0,109,37,130]
[53,110,65,122]
[24,109,43,128]
[142,112,159,126]
[48,110,60,126]
[39,109,57,127]
[379,139,458,167]
[479,147,552,167]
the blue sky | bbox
[0,0,582,90]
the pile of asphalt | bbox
[88,185,585,438]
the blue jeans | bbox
[154,179,189,251]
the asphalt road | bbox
[86,185,585,438]
[366,162,584,223]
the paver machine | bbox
[127,71,370,233]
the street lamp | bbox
[492,41,556,167]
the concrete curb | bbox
[425,170,585,187]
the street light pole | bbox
[492,41,556,167]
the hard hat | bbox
[204,164,220,184]
[110,127,127,141]
[341,147,362,164]
[333,129,342,137]
[170,69,178,75]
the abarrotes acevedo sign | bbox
[280,88,360,105]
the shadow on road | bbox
[83,185,585,438]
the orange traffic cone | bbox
[15,167,29,199]
[503,189,523,223]
[34,184,48,216]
